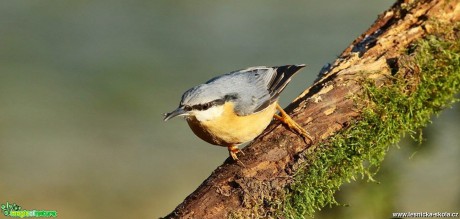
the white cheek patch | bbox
[193,105,224,121]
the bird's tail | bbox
[267,64,306,99]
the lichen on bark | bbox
[280,20,460,218]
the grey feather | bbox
[179,64,305,116]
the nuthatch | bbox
[164,65,312,161]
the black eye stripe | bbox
[183,94,239,111]
[184,98,228,111]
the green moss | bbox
[280,21,460,218]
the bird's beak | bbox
[163,107,187,121]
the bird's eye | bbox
[184,105,192,111]
[202,103,210,110]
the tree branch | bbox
[163,0,460,218]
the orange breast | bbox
[186,102,277,147]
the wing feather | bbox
[205,65,305,116]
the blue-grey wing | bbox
[207,65,305,116]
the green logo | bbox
[1,202,57,218]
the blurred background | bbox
[1,1,458,218]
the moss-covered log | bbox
[163,0,460,218]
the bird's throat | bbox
[192,105,224,121]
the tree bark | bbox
[163,0,460,218]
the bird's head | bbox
[163,84,238,122]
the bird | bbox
[163,64,312,161]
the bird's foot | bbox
[227,145,245,166]
[274,103,313,143]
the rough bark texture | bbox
[163,0,460,218]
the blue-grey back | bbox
[180,65,305,116]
